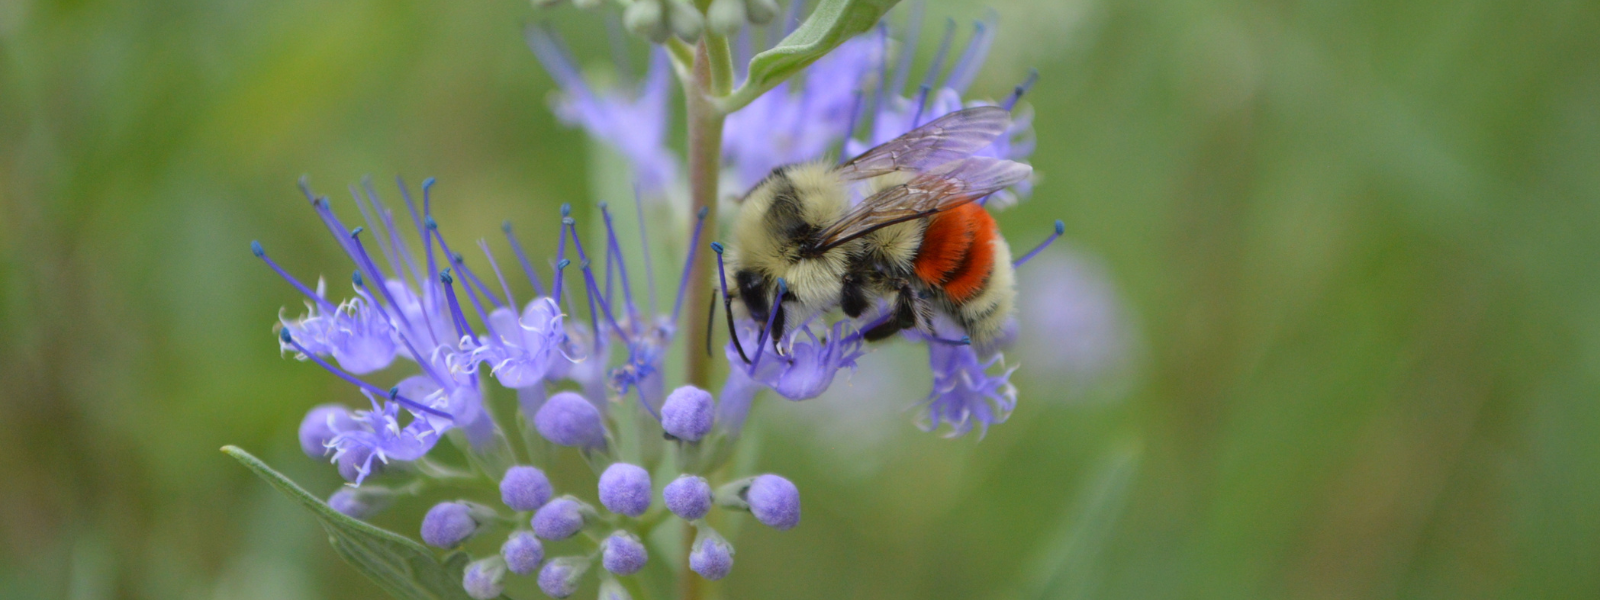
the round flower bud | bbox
[624,0,670,44]
[598,463,652,517]
[706,0,746,36]
[663,475,713,520]
[500,465,553,511]
[532,496,589,540]
[743,0,779,24]
[299,404,353,458]
[462,557,507,600]
[746,474,801,530]
[602,531,648,575]
[665,0,703,42]
[538,556,591,599]
[501,530,545,575]
[534,391,607,448]
[689,531,734,580]
[660,386,714,442]
[328,487,392,520]
[421,502,481,548]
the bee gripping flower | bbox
[538,556,592,599]
[500,465,554,511]
[534,391,607,448]
[663,475,713,520]
[462,556,507,600]
[501,530,545,575]
[421,501,490,548]
[660,385,714,442]
[602,530,648,575]
[598,463,652,517]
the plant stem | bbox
[681,36,732,600]
[683,40,727,394]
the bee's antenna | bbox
[711,242,751,364]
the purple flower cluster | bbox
[249,5,1108,597]
[264,179,720,487]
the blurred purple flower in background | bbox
[527,27,679,196]
[1015,250,1136,392]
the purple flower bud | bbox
[598,463,652,517]
[299,404,354,458]
[660,385,714,441]
[746,474,801,530]
[689,531,734,580]
[462,557,507,600]
[327,488,391,520]
[534,391,607,448]
[421,502,482,548]
[532,496,589,540]
[500,465,553,511]
[501,531,545,575]
[598,578,630,600]
[602,531,648,575]
[537,556,591,599]
[663,475,713,520]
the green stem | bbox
[705,34,734,97]
[680,35,733,600]
[682,40,728,394]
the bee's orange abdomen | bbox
[914,203,996,304]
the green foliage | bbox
[221,446,503,600]
[721,0,899,111]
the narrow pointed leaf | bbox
[222,446,504,600]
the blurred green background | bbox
[4,0,1600,598]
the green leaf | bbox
[221,446,503,600]
[720,0,900,112]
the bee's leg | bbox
[864,283,918,341]
[770,302,788,355]
[840,274,870,318]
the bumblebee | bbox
[723,106,1032,354]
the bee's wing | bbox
[811,157,1033,251]
[835,106,1012,181]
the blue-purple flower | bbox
[916,328,1019,438]
[468,297,565,389]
